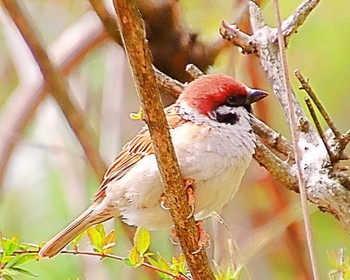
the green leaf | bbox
[146,255,158,267]
[5,254,37,268]
[102,229,116,254]
[95,224,105,240]
[10,266,38,277]
[147,255,171,280]
[1,268,18,276]
[157,254,171,272]
[134,227,150,255]
[2,274,15,280]
[128,246,141,267]
[101,243,116,255]
[151,253,171,279]
[1,235,19,256]
[171,254,187,276]
[87,226,103,252]
[123,257,134,267]
[1,256,13,265]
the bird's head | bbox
[178,74,268,124]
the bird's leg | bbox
[184,178,195,218]
[159,178,196,218]
[192,221,210,254]
[169,221,210,253]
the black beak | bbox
[245,89,269,105]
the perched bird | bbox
[39,74,268,258]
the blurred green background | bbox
[1,0,350,279]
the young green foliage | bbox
[147,253,172,279]
[71,231,86,251]
[125,227,151,268]
[134,227,151,255]
[86,225,116,255]
[0,233,38,280]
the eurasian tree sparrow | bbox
[39,74,268,258]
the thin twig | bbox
[6,249,180,278]
[254,140,298,191]
[304,97,336,163]
[62,251,177,277]
[251,117,294,160]
[1,0,107,180]
[185,64,205,79]
[113,0,214,279]
[154,66,185,97]
[87,1,187,98]
[219,21,256,54]
[88,0,122,44]
[274,0,319,278]
[282,0,321,40]
[295,69,341,139]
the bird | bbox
[39,73,268,258]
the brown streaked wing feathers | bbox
[93,105,186,202]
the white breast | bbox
[107,107,255,230]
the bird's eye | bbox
[227,95,238,105]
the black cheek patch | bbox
[216,112,240,125]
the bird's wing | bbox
[93,104,187,202]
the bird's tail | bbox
[39,207,113,258]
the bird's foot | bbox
[169,227,179,245]
[159,178,196,218]
[184,178,195,218]
[169,221,210,254]
[160,193,170,210]
[192,221,210,254]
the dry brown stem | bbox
[304,97,336,163]
[251,117,294,160]
[88,0,122,44]
[113,0,214,278]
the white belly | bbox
[107,119,255,230]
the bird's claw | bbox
[187,205,195,219]
[159,178,196,218]
[192,221,210,254]
[160,193,170,210]
[184,179,195,218]
[169,221,210,254]
[169,227,179,245]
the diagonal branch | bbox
[251,117,294,160]
[1,0,107,180]
[219,21,256,54]
[112,0,214,279]
[220,0,350,236]
[88,0,122,44]
[282,0,321,39]
[0,12,108,187]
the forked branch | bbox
[220,0,350,235]
[113,0,214,279]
